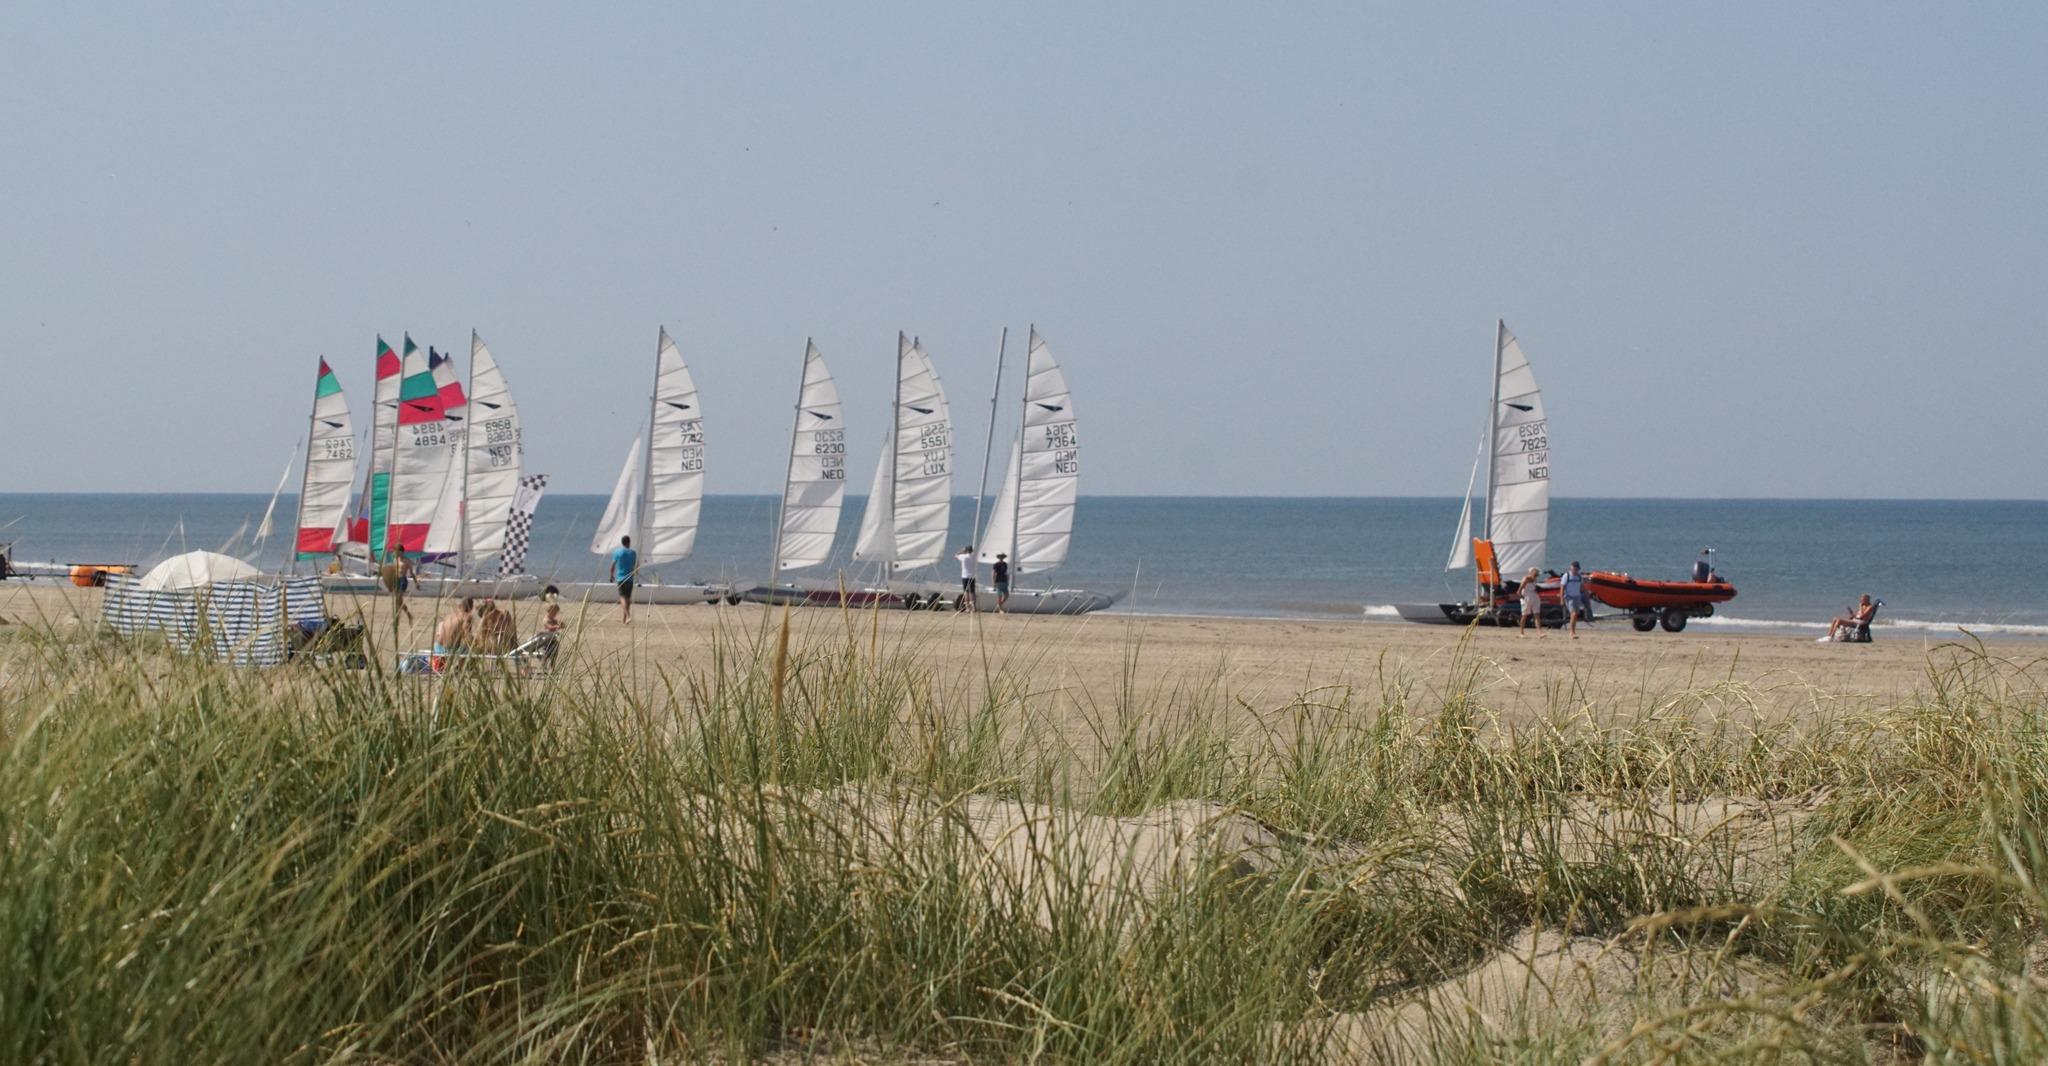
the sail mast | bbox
[288,359,324,575]
[768,340,810,595]
[971,327,1008,553]
[382,334,408,561]
[885,333,906,574]
[460,332,478,570]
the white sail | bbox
[388,339,465,555]
[459,332,523,558]
[772,340,846,572]
[641,328,704,565]
[294,358,357,559]
[586,329,704,567]
[590,432,644,554]
[1485,321,1549,578]
[254,443,299,547]
[979,328,1077,574]
[1445,430,1482,571]
[854,334,952,568]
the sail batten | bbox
[773,341,846,573]
[979,328,1077,574]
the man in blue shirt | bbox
[609,535,639,623]
[1562,561,1592,638]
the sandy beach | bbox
[5,578,2024,727]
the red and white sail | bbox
[293,358,357,558]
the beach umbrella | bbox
[139,551,262,592]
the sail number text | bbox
[675,419,704,473]
[1517,420,1548,480]
[813,428,845,480]
[1041,421,1079,474]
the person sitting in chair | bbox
[1828,594,1878,642]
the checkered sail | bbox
[499,474,548,575]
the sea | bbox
[3,494,2044,638]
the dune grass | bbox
[2,609,2047,1063]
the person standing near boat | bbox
[609,535,638,624]
[1518,568,1545,636]
[955,545,978,612]
[992,553,1011,614]
[1562,561,1591,637]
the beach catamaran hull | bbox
[568,581,733,606]
[321,573,547,601]
[740,581,1119,614]
[1392,598,1567,627]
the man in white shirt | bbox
[955,545,978,612]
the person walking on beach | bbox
[955,545,978,612]
[1518,567,1546,636]
[609,535,638,624]
[380,554,416,624]
[992,553,1011,613]
[1562,561,1591,638]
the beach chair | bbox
[506,631,561,675]
[1827,600,1882,643]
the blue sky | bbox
[2,3,2042,497]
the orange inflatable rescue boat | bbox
[1585,571,1736,632]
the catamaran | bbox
[576,327,729,605]
[971,327,1117,615]
[1394,320,1562,626]
[741,340,853,606]
[743,333,965,608]
[290,358,357,564]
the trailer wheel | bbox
[1659,610,1688,633]
[1631,611,1657,632]
[725,594,742,605]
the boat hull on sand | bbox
[322,574,734,605]
[742,582,1120,615]
[1392,599,1569,627]
[323,574,547,601]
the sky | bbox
[2,3,2042,499]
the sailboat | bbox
[575,327,729,606]
[1394,320,1561,626]
[290,360,357,563]
[971,327,1117,614]
[741,340,853,606]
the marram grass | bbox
[1,616,2046,1063]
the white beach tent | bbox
[139,551,263,592]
